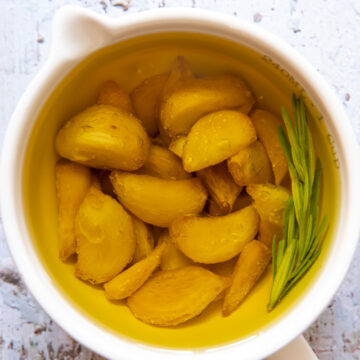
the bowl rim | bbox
[2,6,360,360]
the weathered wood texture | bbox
[0,0,359,359]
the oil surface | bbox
[23,33,339,349]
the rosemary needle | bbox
[267,95,328,311]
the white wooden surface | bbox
[0,1,359,359]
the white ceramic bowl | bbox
[2,6,360,360]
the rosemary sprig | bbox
[267,95,328,311]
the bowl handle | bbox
[267,336,318,360]
[49,6,111,62]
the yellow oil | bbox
[23,33,339,350]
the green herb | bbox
[267,95,328,311]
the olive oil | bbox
[23,32,339,349]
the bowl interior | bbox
[23,32,339,350]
